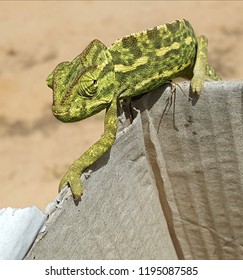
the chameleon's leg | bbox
[191,35,220,94]
[59,96,118,200]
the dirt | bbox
[0,1,242,210]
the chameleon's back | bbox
[109,19,197,97]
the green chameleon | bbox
[47,19,220,200]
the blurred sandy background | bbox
[0,1,242,210]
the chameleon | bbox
[46,19,220,201]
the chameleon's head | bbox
[46,40,115,122]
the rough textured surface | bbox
[25,81,243,260]
[135,80,243,259]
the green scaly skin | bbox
[47,19,220,200]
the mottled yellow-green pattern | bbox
[47,19,220,200]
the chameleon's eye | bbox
[77,69,98,98]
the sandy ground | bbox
[0,1,242,211]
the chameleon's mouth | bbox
[52,105,74,122]
[52,103,100,123]
[52,98,110,123]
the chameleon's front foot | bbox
[59,166,83,201]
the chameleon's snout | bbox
[52,103,90,123]
[52,105,72,123]
[46,73,54,89]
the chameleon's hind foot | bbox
[191,74,205,94]
[191,35,220,95]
